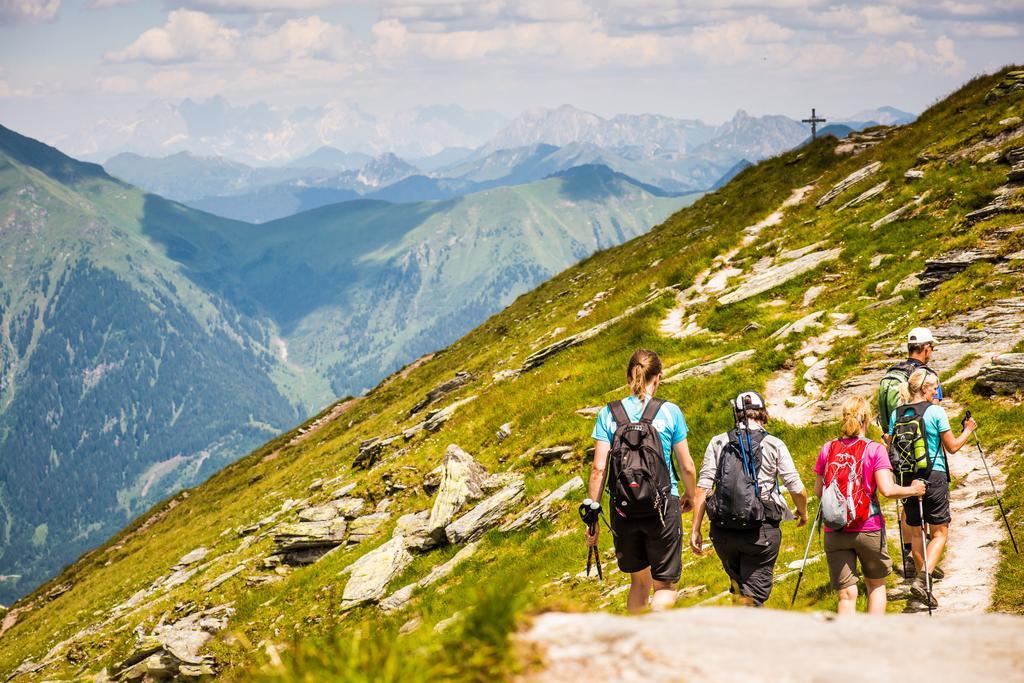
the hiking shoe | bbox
[910,574,938,608]
[930,566,945,581]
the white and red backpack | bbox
[821,438,874,530]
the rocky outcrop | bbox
[502,476,584,532]
[977,354,1024,394]
[273,519,347,552]
[410,371,472,415]
[919,248,1000,294]
[966,185,1024,225]
[576,290,610,320]
[393,510,438,551]
[340,537,413,610]
[837,180,888,211]
[834,129,891,156]
[718,247,841,306]
[985,69,1024,102]
[871,190,930,229]
[379,543,479,613]
[423,396,478,432]
[496,422,513,442]
[427,445,490,538]
[201,564,246,592]
[521,288,673,371]
[355,434,401,469]
[663,350,755,383]
[445,480,526,544]
[520,608,1024,682]
[815,161,881,207]
[114,605,233,680]
[531,445,574,466]
[347,512,391,544]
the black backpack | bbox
[889,401,936,479]
[707,429,784,530]
[606,398,675,525]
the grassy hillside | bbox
[1,67,1023,681]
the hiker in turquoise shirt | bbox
[592,396,689,496]
[889,368,977,608]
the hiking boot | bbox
[930,566,945,581]
[910,573,938,607]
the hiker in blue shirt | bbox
[586,349,697,613]
[889,368,976,608]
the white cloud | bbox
[98,75,138,93]
[949,21,1019,38]
[0,0,59,23]
[812,4,921,36]
[107,10,354,65]
[371,13,802,70]
[106,9,239,63]
[858,34,965,75]
[244,15,350,62]
[90,0,136,8]
[0,67,32,98]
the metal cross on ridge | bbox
[802,108,827,139]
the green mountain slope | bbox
[146,163,698,394]
[2,68,1023,681]
[0,125,312,606]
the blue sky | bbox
[1,0,1022,149]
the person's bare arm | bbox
[690,488,709,555]
[875,469,925,499]
[941,416,977,454]
[585,440,610,547]
[672,438,697,513]
[814,474,824,499]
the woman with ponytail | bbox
[814,395,925,615]
[587,349,697,612]
[888,369,976,608]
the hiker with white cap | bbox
[690,391,807,606]
[877,326,944,574]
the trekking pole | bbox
[790,504,822,606]
[895,498,911,580]
[579,499,604,580]
[917,496,933,617]
[963,411,1019,555]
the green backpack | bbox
[889,402,934,477]
[877,361,915,433]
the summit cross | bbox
[802,108,827,140]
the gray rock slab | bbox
[445,480,526,544]
[427,444,489,538]
[502,476,584,532]
[340,536,414,610]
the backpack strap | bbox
[639,397,664,424]
[608,400,630,427]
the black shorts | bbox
[610,496,682,582]
[904,469,951,527]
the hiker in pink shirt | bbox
[814,396,925,615]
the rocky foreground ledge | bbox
[518,607,1024,682]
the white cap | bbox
[733,391,766,410]
[908,327,935,345]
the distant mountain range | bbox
[0,124,695,604]
[101,102,916,223]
